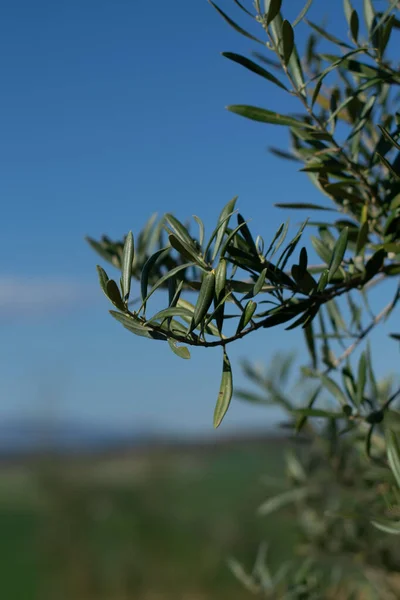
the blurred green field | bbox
[0,437,297,600]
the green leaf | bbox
[356,221,369,255]
[305,19,352,48]
[350,9,359,43]
[342,365,357,404]
[275,202,335,211]
[343,0,353,26]
[387,430,400,488]
[169,234,208,269]
[266,222,285,257]
[167,339,191,359]
[328,227,348,282]
[96,265,109,297]
[317,269,329,292]
[209,1,264,44]
[253,268,267,296]
[190,270,216,333]
[215,258,227,300]
[292,408,344,418]
[219,219,250,259]
[140,247,170,312]
[211,197,238,262]
[140,262,195,311]
[121,231,134,301]
[105,280,125,311]
[371,519,400,535]
[222,52,288,91]
[165,214,198,249]
[177,298,222,338]
[293,0,313,27]
[109,311,166,340]
[377,152,400,178]
[321,54,392,79]
[236,300,257,333]
[304,322,317,368]
[363,0,375,34]
[232,0,254,17]
[356,352,367,406]
[148,306,194,323]
[193,215,205,248]
[378,126,400,151]
[320,374,348,407]
[266,0,282,25]
[296,386,321,432]
[282,20,294,65]
[370,0,398,37]
[278,219,308,270]
[227,105,313,128]
[291,265,317,295]
[214,349,233,428]
[365,248,386,281]
[258,487,309,516]
[269,220,289,258]
[237,214,258,255]
[86,237,117,265]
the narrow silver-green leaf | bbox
[227,105,313,128]
[236,300,257,333]
[305,19,352,48]
[293,0,313,27]
[140,247,170,311]
[96,265,109,297]
[363,0,375,34]
[343,0,353,26]
[121,231,134,301]
[106,280,125,311]
[190,270,216,332]
[214,349,233,428]
[193,215,205,247]
[209,1,264,44]
[204,207,238,260]
[282,20,294,65]
[258,487,309,516]
[266,0,282,25]
[169,234,208,269]
[215,258,227,300]
[168,339,191,359]
[356,221,369,255]
[371,519,400,535]
[165,214,197,249]
[328,227,348,282]
[356,352,367,406]
[110,310,166,340]
[139,262,194,312]
[275,202,335,211]
[320,374,348,407]
[304,322,317,368]
[350,9,359,43]
[148,306,194,323]
[211,197,238,262]
[219,219,250,258]
[222,52,288,91]
[253,268,267,296]
[387,430,400,489]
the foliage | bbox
[88,0,400,596]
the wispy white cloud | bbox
[0,276,95,317]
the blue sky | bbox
[1,0,398,437]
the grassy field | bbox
[0,436,298,600]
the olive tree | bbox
[88,0,400,596]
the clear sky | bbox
[1,0,398,437]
